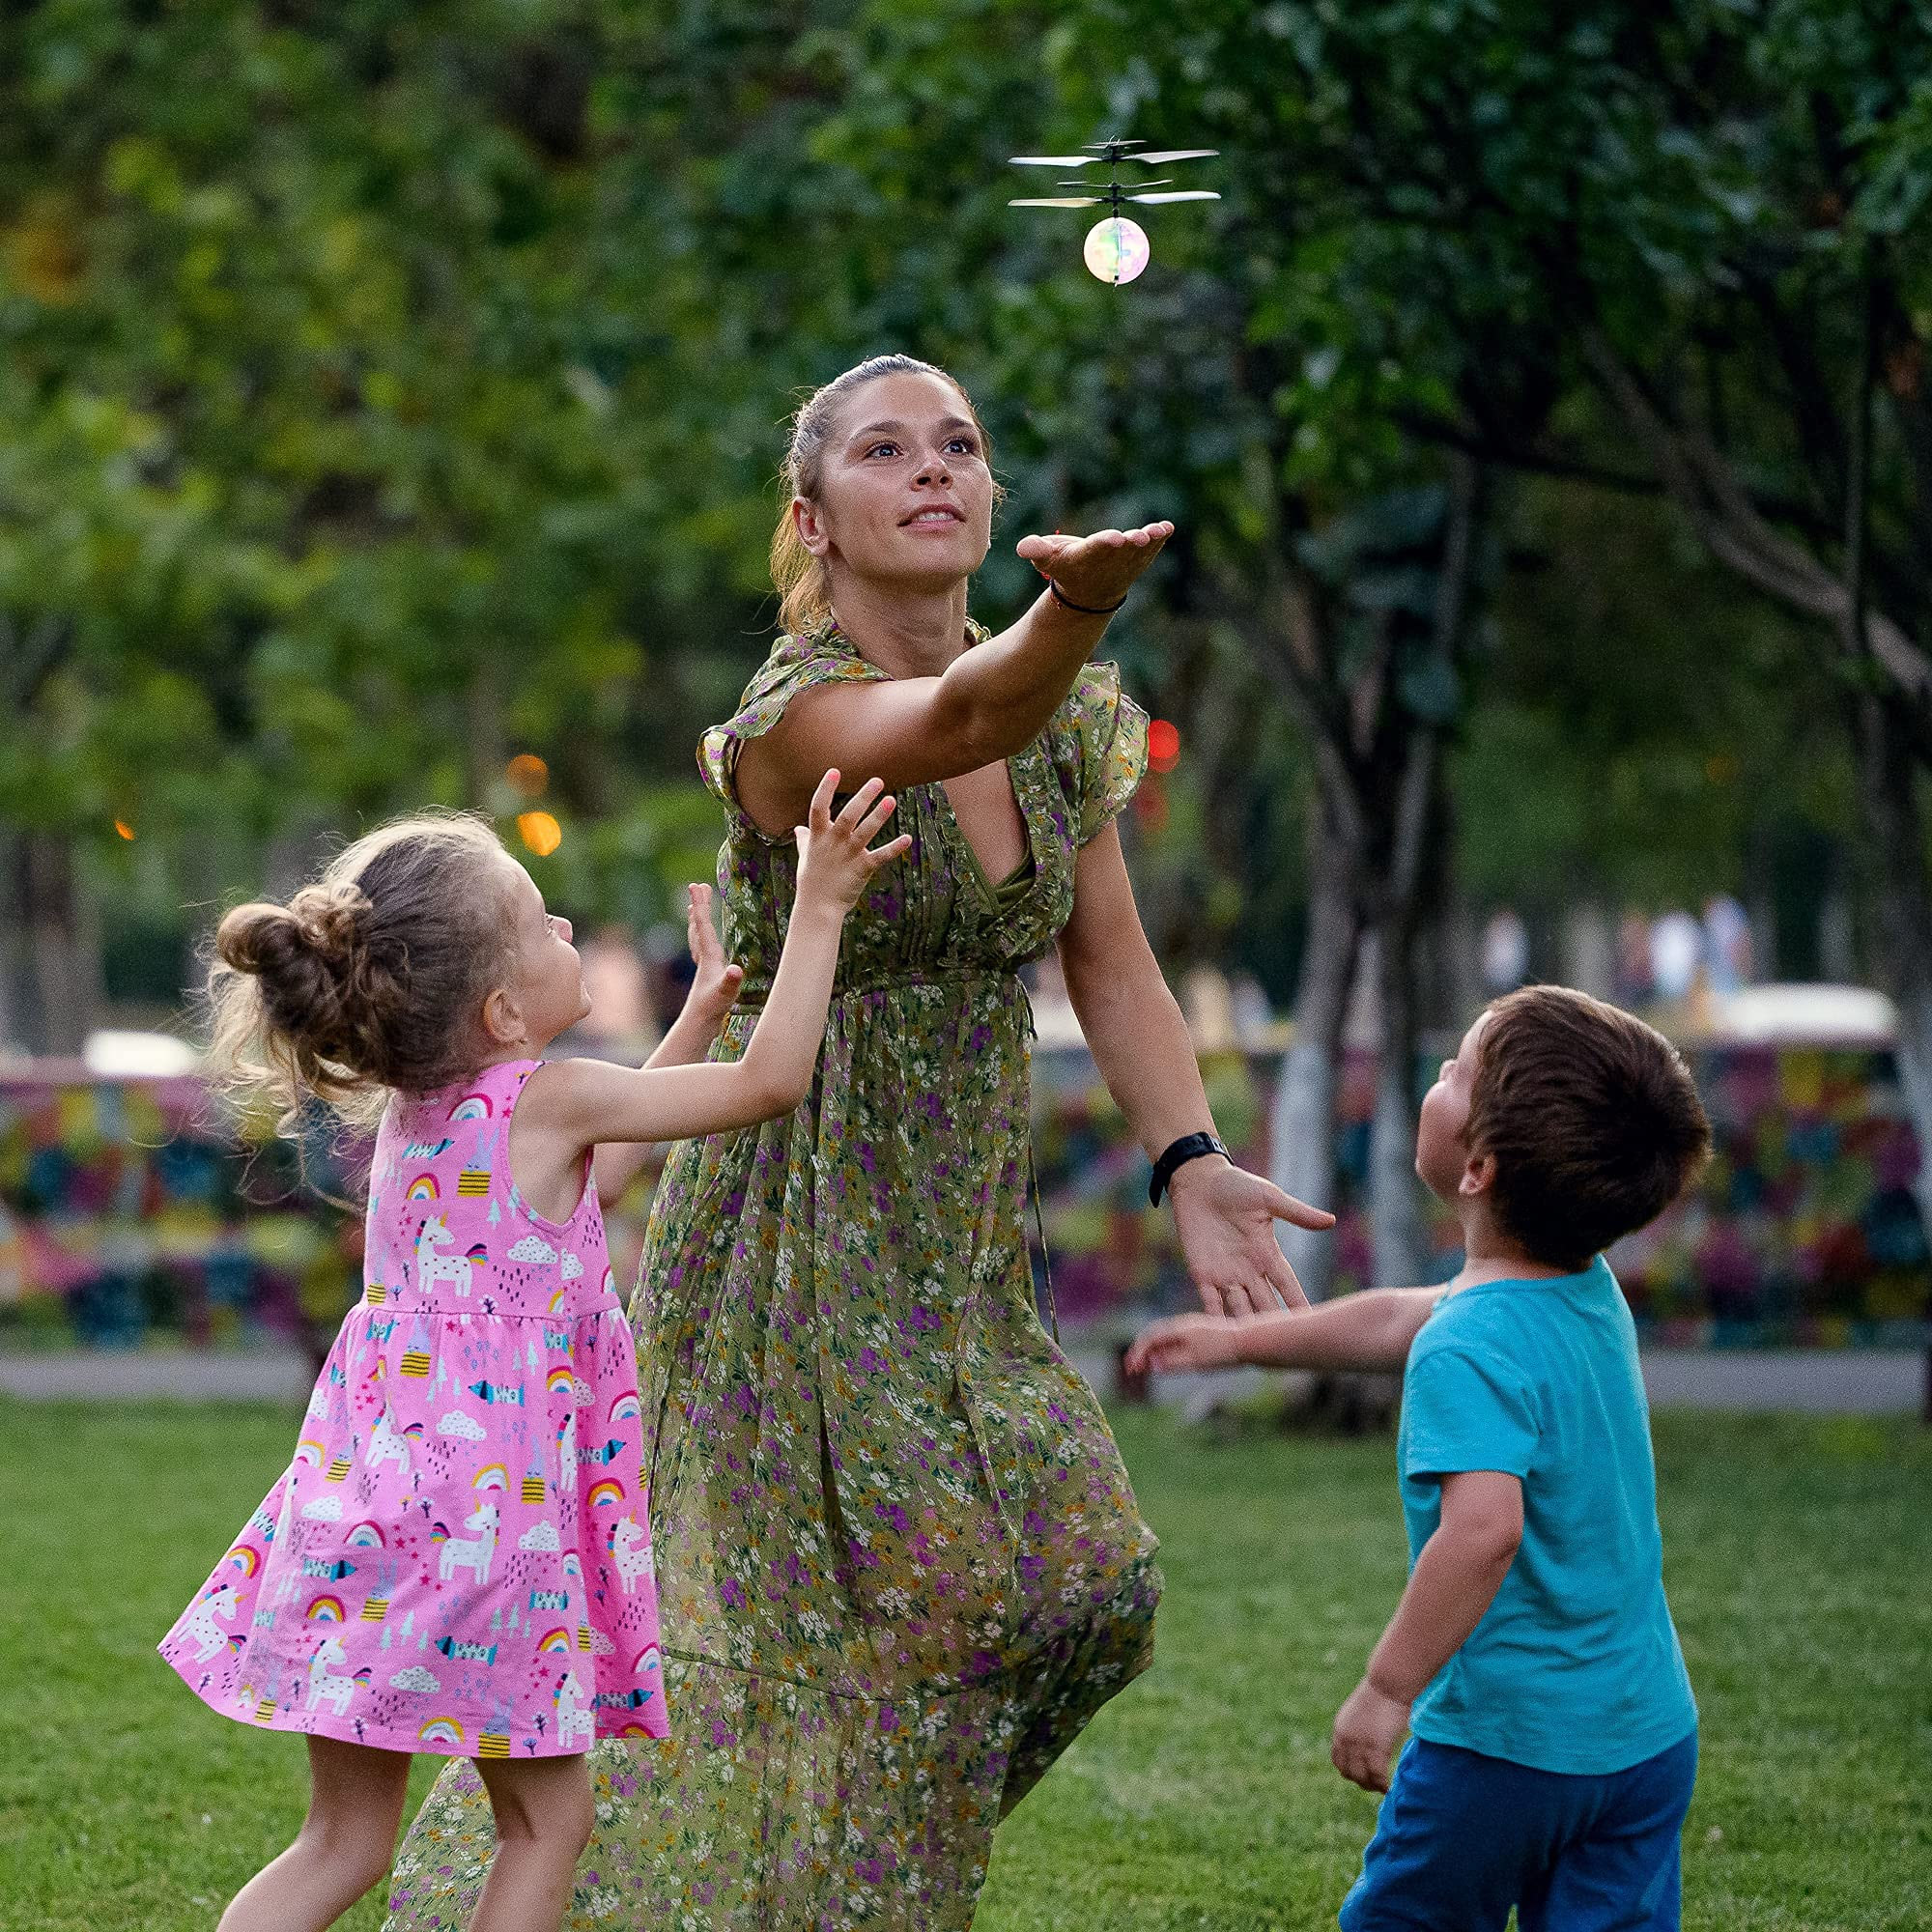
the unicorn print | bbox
[413,1216,482,1298]
[437,1503,499,1587]
[611,1516,654,1595]
[554,1667,595,1750]
[365,1406,413,1479]
[183,1581,242,1662]
[305,1634,364,1717]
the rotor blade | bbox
[1009,196,1100,208]
[1010,155,1094,167]
[1086,138,1145,150]
[1131,148,1218,163]
[1128,190,1222,203]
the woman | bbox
[386,355,1330,1929]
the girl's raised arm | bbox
[516,775,905,1155]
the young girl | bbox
[159,771,907,1932]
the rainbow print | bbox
[617,1721,656,1737]
[545,1366,575,1396]
[224,1545,261,1577]
[304,1595,347,1623]
[608,1392,641,1425]
[473,1463,508,1492]
[537,1627,572,1655]
[447,1093,494,1122]
[345,1521,386,1549]
[632,1643,662,1677]
[406,1175,439,1202]
[294,1438,325,1467]
[584,1478,624,1510]
[417,1718,465,1747]
[547,1286,569,1314]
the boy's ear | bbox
[1458,1151,1497,1201]
[480,985,525,1048]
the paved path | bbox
[6,1345,1921,1414]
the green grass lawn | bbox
[3,1399,1927,1930]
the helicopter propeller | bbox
[1008,137,1221,282]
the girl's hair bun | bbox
[217,884,371,983]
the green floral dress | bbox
[384,625,1162,1930]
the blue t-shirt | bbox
[1398,1256,1696,1775]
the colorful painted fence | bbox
[2,1041,1926,1354]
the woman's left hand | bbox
[1169,1158,1334,1316]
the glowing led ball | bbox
[1083,216,1150,285]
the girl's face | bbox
[1415,1011,1488,1201]
[497,857,590,1050]
[795,370,994,593]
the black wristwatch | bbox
[1149,1131,1230,1207]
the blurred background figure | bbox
[1703,894,1753,998]
[576,922,658,1058]
[1615,911,1657,1009]
[1649,909,1704,1006]
[1480,906,1529,997]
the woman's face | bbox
[796,370,994,593]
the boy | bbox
[1127,986,1712,1931]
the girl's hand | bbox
[1122,1312,1247,1378]
[793,770,912,913]
[1016,521,1175,612]
[679,884,744,1036]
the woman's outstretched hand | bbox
[793,770,914,913]
[1168,1158,1335,1317]
[1017,522,1175,612]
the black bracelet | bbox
[1149,1131,1230,1207]
[1046,580,1128,616]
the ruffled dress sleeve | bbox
[697,630,891,836]
[1053,661,1150,846]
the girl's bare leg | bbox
[216,1737,412,1932]
[469,1753,595,1932]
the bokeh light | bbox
[517,810,562,857]
[1083,216,1150,285]
[1149,719,1181,773]
[506,753,549,797]
[112,819,135,841]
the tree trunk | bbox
[1368,903,1428,1290]
[3,831,102,1056]
[1270,806,1362,1303]
[1849,691,1932,1248]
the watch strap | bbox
[1149,1131,1230,1207]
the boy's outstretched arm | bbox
[1331,1469,1524,1793]
[1123,1286,1439,1378]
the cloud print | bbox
[438,1410,487,1440]
[560,1252,583,1280]
[506,1235,558,1265]
[388,1664,440,1692]
[300,1493,342,1520]
[519,1520,561,1552]
[572,1376,595,1406]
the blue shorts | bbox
[1339,1729,1698,1932]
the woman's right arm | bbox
[734,524,1173,834]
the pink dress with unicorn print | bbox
[158,1058,668,1757]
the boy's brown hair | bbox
[1463,985,1712,1271]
